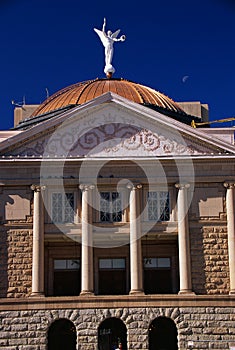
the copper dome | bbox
[31,78,184,117]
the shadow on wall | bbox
[0,229,8,297]
[0,190,32,297]
[0,194,14,297]
[189,185,226,294]
[190,224,207,294]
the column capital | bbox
[31,184,46,192]
[126,183,142,191]
[79,184,95,192]
[224,182,235,189]
[175,183,190,190]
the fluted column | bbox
[128,184,144,295]
[79,184,94,296]
[175,183,194,294]
[224,183,235,294]
[30,185,45,297]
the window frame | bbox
[143,188,173,222]
[95,188,127,223]
[48,189,78,224]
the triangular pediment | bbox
[0,92,235,158]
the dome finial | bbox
[106,71,113,79]
[94,18,126,77]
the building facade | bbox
[0,78,235,349]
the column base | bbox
[129,289,145,296]
[30,292,45,297]
[229,290,235,295]
[80,290,94,296]
[178,290,195,295]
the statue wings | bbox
[94,28,107,46]
[94,28,121,44]
[111,29,120,38]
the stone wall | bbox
[191,224,230,295]
[0,229,33,298]
[0,304,235,349]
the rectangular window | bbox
[99,258,125,269]
[143,257,171,268]
[100,192,122,222]
[144,257,172,294]
[54,259,80,270]
[52,192,74,223]
[53,259,80,296]
[147,191,170,221]
[98,258,126,295]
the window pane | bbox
[54,260,67,270]
[52,193,63,223]
[159,191,170,221]
[99,258,125,269]
[52,192,74,223]
[112,193,122,222]
[144,257,158,268]
[100,192,122,222]
[64,193,75,223]
[147,192,159,221]
[112,258,125,269]
[158,258,171,268]
[99,259,112,269]
[144,257,171,268]
[67,259,80,270]
[100,192,110,222]
[147,191,169,222]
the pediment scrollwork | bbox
[7,121,214,157]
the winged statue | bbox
[94,18,126,77]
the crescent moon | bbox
[182,75,189,83]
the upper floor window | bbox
[52,192,75,223]
[147,191,170,222]
[100,192,122,222]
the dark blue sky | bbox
[0,0,234,130]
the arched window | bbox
[98,317,127,350]
[148,316,178,350]
[48,318,76,350]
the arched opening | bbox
[48,318,76,350]
[98,317,127,350]
[148,316,178,350]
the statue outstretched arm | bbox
[113,35,126,42]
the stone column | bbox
[175,183,194,294]
[224,183,235,294]
[79,184,94,296]
[128,184,144,295]
[30,185,45,297]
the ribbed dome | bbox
[31,78,185,117]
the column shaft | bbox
[176,184,194,294]
[224,183,235,294]
[129,185,144,295]
[80,185,94,295]
[31,185,44,296]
